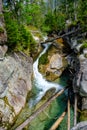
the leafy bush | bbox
[42,11,66,33]
[80,42,87,50]
[4,12,36,54]
[4,12,20,48]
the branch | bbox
[68,91,70,130]
[13,87,68,130]
[74,94,78,126]
[41,29,81,44]
[50,110,66,130]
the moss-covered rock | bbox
[38,43,67,81]
[80,110,87,121]
[0,27,4,33]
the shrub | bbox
[80,41,87,52]
[4,12,20,48]
[4,12,36,54]
[42,11,66,33]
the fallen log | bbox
[13,87,68,130]
[50,110,66,130]
[74,94,77,126]
[41,29,81,44]
[68,91,70,130]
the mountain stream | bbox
[29,43,62,107]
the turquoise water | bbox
[12,44,74,130]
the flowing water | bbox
[14,42,74,130]
[29,43,62,107]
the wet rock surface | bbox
[0,53,33,126]
[39,39,68,81]
[46,53,65,81]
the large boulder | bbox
[45,53,67,81]
[0,53,33,126]
[49,54,63,69]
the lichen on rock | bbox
[0,53,33,127]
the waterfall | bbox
[29,43,62,107]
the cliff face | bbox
[0,0,7,61]
[0,0,7,44]
[64,25,87,128]
[0,53,33,127]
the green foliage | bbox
[77,0,87,30]
[24,3,44,28]
[42,11,66,33]
[80,41,87,50]
[17,25,36,54]
[4,12,20,47]
[39,52,48,65]
[4,12,36,54]
[4,0,87,49]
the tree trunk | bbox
[74,0,77,21]
[68,92,70,130]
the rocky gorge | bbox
[0,1,87,129]
[0,26,87,130]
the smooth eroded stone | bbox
[0,53,33,124]
[50,54,63,69]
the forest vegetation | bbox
[0,0,87,130]
[2,0,87,55]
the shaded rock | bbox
[0,99,15,124]
[71,121,87,130]
[0,45,8,59]
[83,48,87,58]
[81,98,87,110]
[0,53,33,125]
[79,55,87,97]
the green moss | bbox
[80,110,87,121]
[39,52,48,65]
[80,41,87,50]
[0,27,4,33]
[82,42,87,48]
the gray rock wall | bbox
[0,53,33,126]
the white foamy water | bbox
[29,43,62,107]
